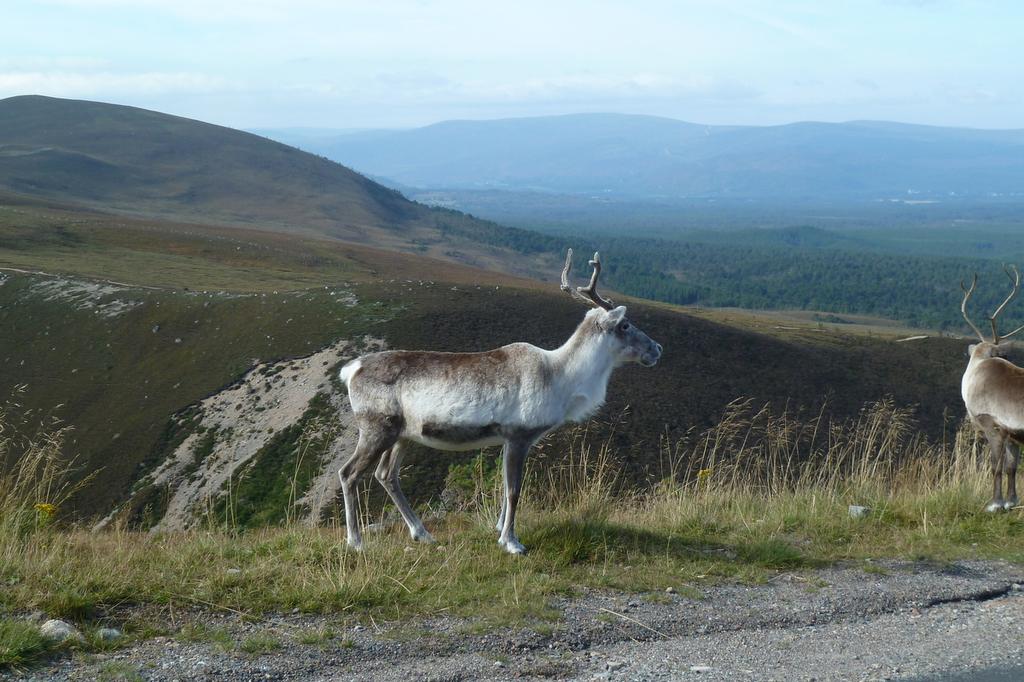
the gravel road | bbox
[7,560,1023,681]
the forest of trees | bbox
[435,209,1023,333]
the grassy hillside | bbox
[0,96,562,278]
[0,96,414,233]
[0,201,972,521]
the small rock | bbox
[606,659,627,671]
[848,505,870,519]
[690,665,713,673]
[226,568,242,575]
[666,586,677,594]
[494,661,504,668]
[98,627,122,642]
[40,619,84,643]
[1011,583,1023,591]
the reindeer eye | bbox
[618,321,630,332]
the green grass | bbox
[295,626,337,647]
[239,632,281,654]
[0,619,53,667]
[95,661,144,682]
[176,622,234,650]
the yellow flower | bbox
[696,468,713,483]
[34,503,58,517]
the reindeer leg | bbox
[339,418,399,550]
[374,440,435,543]
[495,442,508,533]
[498,439,532,555]
[981,420,1007,513]
[1004,439,1020,510]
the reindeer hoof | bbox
[412,529,436,543]
[1004,498,1020,511]
[985,501,1005,513]
[499,537,527,555]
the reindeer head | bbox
[961,266,1024,360]
[561,249,663,367]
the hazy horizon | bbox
[246,111,1024,135]
[3,1,1021,131]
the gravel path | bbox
[8,560,1023,681]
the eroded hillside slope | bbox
[1,259,970,526]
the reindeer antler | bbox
[991,265,1022,343]
[960,265,1024,343]
[961,274,987,342]
[987,264,1019,342]
[560,248,615,310]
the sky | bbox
[1,0,1021,130]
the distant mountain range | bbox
[255,113,1024,201]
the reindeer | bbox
[336,250,662,553]
[959,265,1024,512]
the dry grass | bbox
[0,403,84,576]
[1,399,1022,668]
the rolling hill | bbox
[258,113,1024,200]
[0,95,560,276]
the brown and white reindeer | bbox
[960,265,1024,512]
[336,249,663,554]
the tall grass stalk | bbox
[0,408,82,575]
[665,398,986,502]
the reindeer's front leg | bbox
[984,424,1008,513]
[1004,439,1020,510]
[495,443,508,533]
[498,439,532,555]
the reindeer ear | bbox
[599,306,627,331]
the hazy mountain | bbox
[259,113,1024,201]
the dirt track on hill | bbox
[8,560,1024,682]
